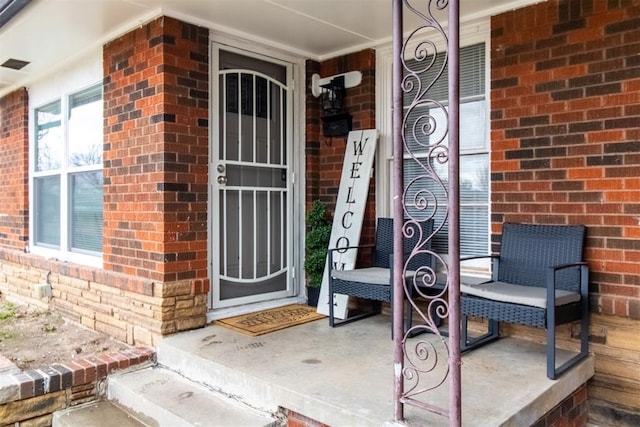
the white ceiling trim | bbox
[0,0,546,98]
[165,9,318,61]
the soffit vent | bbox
[1,58,29,70]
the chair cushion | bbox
[331,267,422,285]
[460,281,580,308]
[331,267,390,285]
[460,275,491,286]
[332,269,491,288]
[432,272,490,287]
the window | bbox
[32,84,103,261]
[399,43,489,257]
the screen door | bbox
[210,46,294,309]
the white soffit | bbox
[0,0,544,98]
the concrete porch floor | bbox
[155,314,595,426]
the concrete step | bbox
[52,400,152,427]
[156,332,280,415]
[153,323,388,426]
[108,366,281,427]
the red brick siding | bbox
[0,88,29,251]
[286,409,329,427]
[491,0,640,319]
[533,384,588,427]
[305,50,377,266]
[305,59,322,208]
[103,16,209,289]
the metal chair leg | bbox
[461,316,500,353]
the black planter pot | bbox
[307,286,321,307]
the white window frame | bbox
[28,53,104,268]
[375,18,491,273]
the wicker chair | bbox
[460,222,589,380]
[327,217,435,333]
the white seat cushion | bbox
[332,270,488,288]
[461,281,580,309]
[331,267,422,286]
[437,273,490,286]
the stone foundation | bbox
[0,249,207,346]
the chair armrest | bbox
[328,244,376,274]
[328,244,375,255]
[460,254,496,262]
[550,261,589,271]
[545,262,589,303]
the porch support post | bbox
[448,1,462,426]
[392,0,404,421]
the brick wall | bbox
[0,88,29,251]
[491,0,640,317]
[0,17,210,345]
[491,0,640,418]
[286,409,329,427]
[305,50,377,266]
[103,16,210,289]
[305,60,322,209]
[101,16,209,333]
[533,384,588,427]
[0,348,154,425]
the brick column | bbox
[0,88,29,251]
[305,60,322,208]
[103,16,210,331]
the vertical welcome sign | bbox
[316,129,378,318]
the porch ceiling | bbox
[0,0,541,98]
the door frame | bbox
[207,32,306,319]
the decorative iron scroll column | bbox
[392,0,461,425]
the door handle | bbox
[216,164,227,185]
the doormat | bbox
[214,304,325,336]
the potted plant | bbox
[304,200,332,306]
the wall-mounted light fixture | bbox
[320,76,352,137]
[321,76,345,114]
[311,71,362,139]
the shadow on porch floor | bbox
[156,314,594,426]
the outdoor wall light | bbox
[320,76,352,138]
[321,76,345,114]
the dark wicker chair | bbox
[460,222,589,380]
[327,217,435,333]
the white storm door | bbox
[211,46,294,309]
